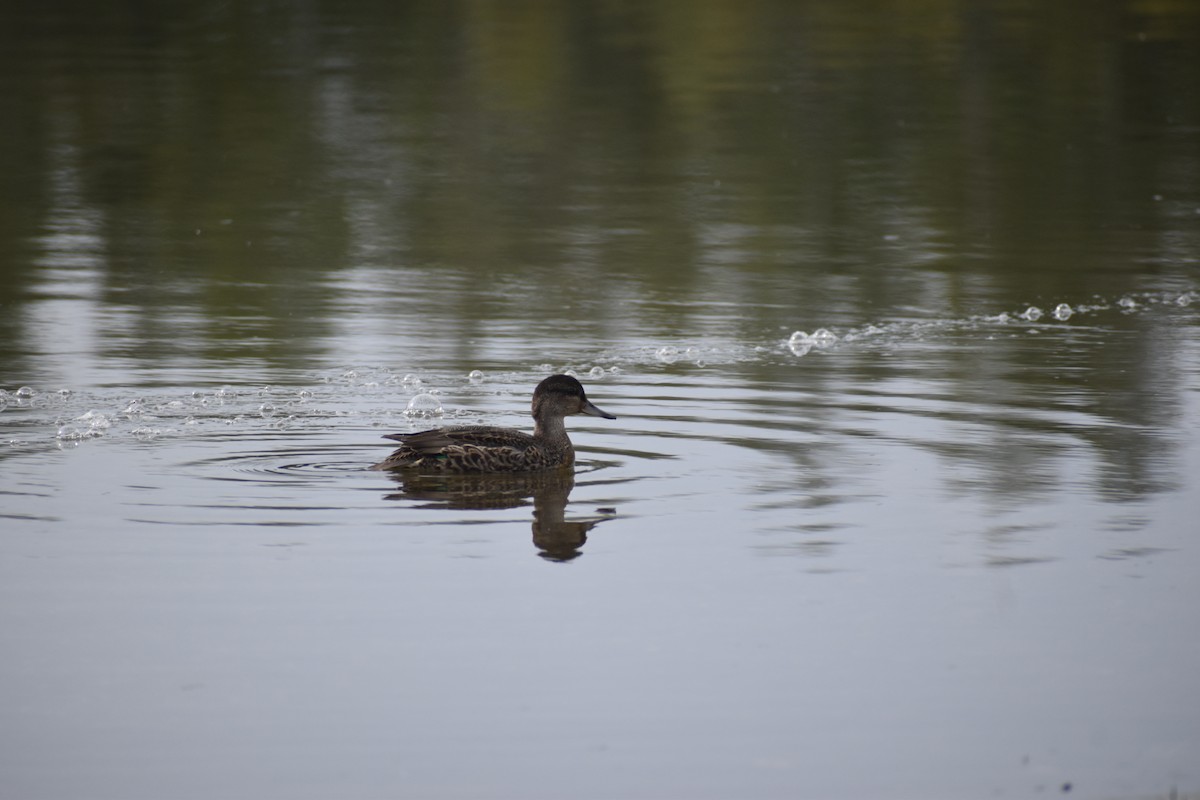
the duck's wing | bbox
[383,428,456,452]
[382,425,535,453]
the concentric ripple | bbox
[183,445,379,484]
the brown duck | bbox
[372,374,616,473]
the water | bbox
[2,3,1200,799]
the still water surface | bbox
[2,3,1200,799]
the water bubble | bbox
[1118,296,1137,309]
[405,393,444,418]
[468,369,485,383]
[259,403,276,417]
[401,373,422,388]
[297,389,313,399]
[655,346,680,364]
[1176,293,1195,306]
[588,366,605,379]
[1021,306,1043,321]
[56,388,72,398]
[15,386,34,398]
[1052,303,1073,320]
[810,328,838,346]
[56,425,85,441]
[787,332,811,357]
[607,366,623,375]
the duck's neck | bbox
[533,415,570,445]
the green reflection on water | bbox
[0,0,1197,378]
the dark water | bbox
[2,3,1199,799]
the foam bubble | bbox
[75,410,111,430]
[57,410,112,441]
[656,346,680,364]
[131,427,171,441]
[787,328,837,355]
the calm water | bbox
[2,3,1200,799]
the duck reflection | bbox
[381,468,613,562]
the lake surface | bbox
[2,3,1199,799]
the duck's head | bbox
[532,374,617,421]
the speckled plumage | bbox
[371,375,616,473]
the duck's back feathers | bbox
[373,425,563,473]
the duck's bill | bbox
[580,400,617,420]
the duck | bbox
[371,374,616,473]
